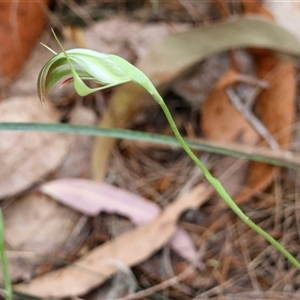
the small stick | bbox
[226,87,279,150]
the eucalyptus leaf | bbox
[138,15,300,85]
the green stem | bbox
[0,209,12,300]
[154,92,300,271]
[0,122,299,170]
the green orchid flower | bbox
[37,31,157,103]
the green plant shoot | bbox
[38,30,300,271]
[0,209,12,300]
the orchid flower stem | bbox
[153,92,300,271]
[35,32,300,272]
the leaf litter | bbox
[3,192,82,284]
[40,178,202,264]
[0,96,70,198]
[14,184,212,297]
[3,1,300,299]
[0,1,49,81]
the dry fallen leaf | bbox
[40,179,160,222]
[3,192,81,283]
[40,178,199,262]
[255,55,295,149]
[14,184,212,298]
[235,55,296,204]
[241,0,273,20]
[0,96,70,198]
[0,0,49,80]
[201,69,259,146]
[84,17,141,59]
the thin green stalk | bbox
[153,92,300,271]
[0,122,299,170]
[149,0,159,11]
[0,209,12,300]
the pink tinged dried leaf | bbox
[170,227,205,269]
[40,178,198,262]
[40,179,160,223]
